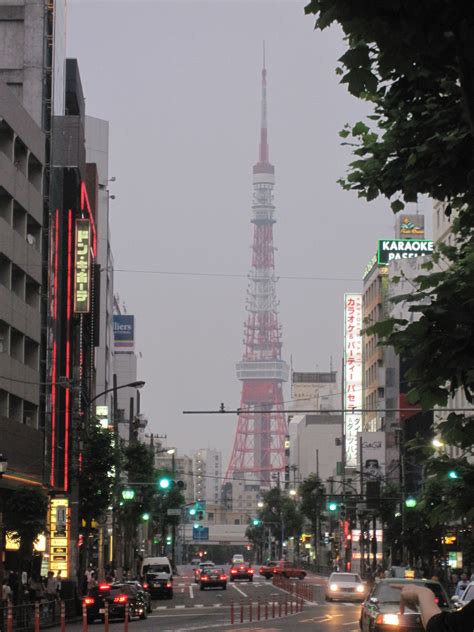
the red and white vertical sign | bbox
[344,293,363,467]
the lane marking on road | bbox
[230,583,248,597]
[189,584,194,599]
[195,603,204,608]
[175,605,186,609]
[341,621,360,626]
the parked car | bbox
[325,572,366,602]
[141,556,174,599]
[194,561,215,583]
[454,581,474,608]
[272,560,306,580]
[83,582,148,623]
[229,563,255,582]
[359,578,452,632]
[123,580,152,613]
[259,561,279,579]
[199,567,227,590]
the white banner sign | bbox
[344,293,363,467]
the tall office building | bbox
[193,448,222,506]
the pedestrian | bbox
[87,571,97,592]
[454,574,469,598]
[45,571,59,615]
[397,583,474,631]
[28,574,44,602]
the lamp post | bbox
[0,453,8,589]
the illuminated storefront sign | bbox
[6,533,46,552]
[397,214,425,237]
[49,497,69,574]
[377,239,433,264]
[74,219,91,313]
[344,293,363,467]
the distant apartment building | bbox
[0,80,45,483]
[192,448,222,506]
[291,371,339,411]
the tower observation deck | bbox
[225,55,289,487]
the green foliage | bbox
[122,442,156,524]
[79,420,118,525]
[305,0,474,525]
[257,488,303,543]
[4,488,48,562]
[299,474,326,538]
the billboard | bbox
[358,431,386,480]
[397,214,425,238]
[113,315,135,350]
[344,294,363,467]
[74,219,91,313]
[378,239,433,264]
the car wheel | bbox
[249,577,253,582]
[325,596,332,602]
[200,585,205,591]
[230,578,234,582]
[167,591,173,599]
[140,609,147,620]
[222,585,227,590]
[265,574,271,580]
[87,617,94,624]
[299,574,306,580]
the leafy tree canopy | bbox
[4,488,48,560]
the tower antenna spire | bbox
[259,42,269,164]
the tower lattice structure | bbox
[226,59,289,486]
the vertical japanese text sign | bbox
[74,219,91,313]
[344,293,363,467]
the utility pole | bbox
[171,451,177,570]
[112,373,123,578]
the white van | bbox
[141,557,173,599]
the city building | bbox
[153,446,194,505]
[192,448,222,506]
[291,371,339,412]
[0,80,45,486]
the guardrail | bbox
[229,594,304,624]
[0,599,78,632]
[272,574,314,601]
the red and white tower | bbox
[226,57,289,486]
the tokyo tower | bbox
[225,55,289,486]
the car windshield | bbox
[145,564,169,574]
[374,582,450,608]
[330,573,361,583]
[200,563,214,568]
[110,585,135,596]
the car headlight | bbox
[376,613,399,625]
[356,584,364,593]
[329,583,339,591]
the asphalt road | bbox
[62,566,363,632]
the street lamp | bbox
[289,489,297,497]
[90,380,145,406]
[432,438,444,449]
[0,453,8,588]
[257,501,264,508]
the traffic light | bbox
[122,489,135,501]
[405,497,417,508]
[448,470,459,480]
[166,534,172,544]
[142,512,150,521]
[158,476,172,490]
[328,501,338,512]
[189,507,197,516]
[252,518,261,526]
[196,511,204,520]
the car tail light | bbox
[84,598,94,605]
[259,567,264,572]
[201,576,209,581]
[166,582,172,588]
[434,597,439,604]
[99,584,111,591]
[249,569,254,574]
[113,595,127,604]
[231,569,237,574]
[220,575,227,581]
[272,568,277,573]
[376,613,399,625]
[143,583,149,589]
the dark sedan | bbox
[83,583,148,623]
[123,581,152,613]
[199,568,227,590]
[229,563,255,582]
[359,578,452,631]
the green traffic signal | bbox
[122,489,135,501]
[189,508,197,516]
[142,512,150,521]
[405,497,417,508]
[252,519,261,526]
[448,470,459,480]
[328,501,338,512]
[158,476,171,490]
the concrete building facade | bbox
[192,448,222,506]
[291,371,339,412]
[0,80,45,481]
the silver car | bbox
[325,572,366,602]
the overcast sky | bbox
[67,0,427,464]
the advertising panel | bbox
[397,214,425,238]
[49,497,69,574]
[344,293,363,467]
[113,315,135,350]
[378,239,433,264]
[74,219,91,313]
[358,431,386,480]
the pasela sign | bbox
[378,239,433,264]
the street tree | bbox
[299,474,326,551]
[305,0,474,522]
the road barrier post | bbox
[82,602,88,632]
[60,601,66,632]
[124,603,129,632]
[230,600,234,624]
[272,598,275,619]
[284,596,288,616]
[257,597,260,621]
[290,596,293,615]
[278,596,282,618]
[265,600,268,620]
[240,599,243,624]
[6,604,13,632]
[104,601,109,632]
[249,600,252,622]
[34,601,40,632]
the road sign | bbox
[192,527,209,541]
[167,508,181,516]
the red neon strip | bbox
[80,181,97,257]
[50,210,60,488]
[64,209,73,491]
